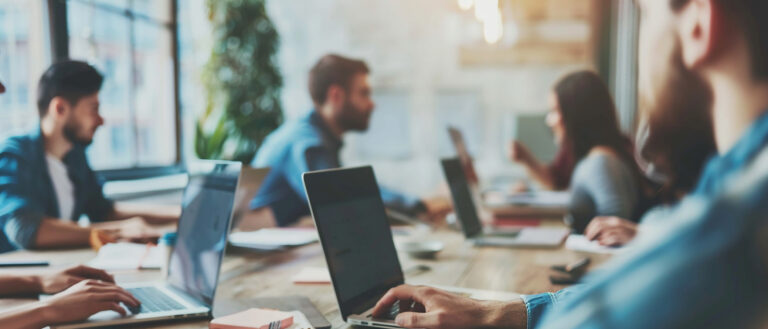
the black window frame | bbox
[47,0,184,181]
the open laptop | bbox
[441,158,569,248]
[447,126,569,215]
[230,166,270,226]
[53,160,241,329]
[303,166,518,329]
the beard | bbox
[637,42,717,201]
[338,99,371,132]
[63,119,95,146]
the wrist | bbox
[482,300,527,329]
[25,274,44,294]
[31,301,54,328]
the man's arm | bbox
[107,202,180,224]
[0,279,140,328]
[0,274,41,296]
[32,218,91,249]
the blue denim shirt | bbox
[0,129,113,252]
[251,110,422,226]
[523,111,768,329]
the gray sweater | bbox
[567,152,640,233]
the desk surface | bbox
[0,227,608,329]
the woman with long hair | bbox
[512,71,652,233]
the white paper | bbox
[287,311,314,329]
[89,243,165,270]
[291,267,331,284]
[229,228,318,250]
[565,234,623,255]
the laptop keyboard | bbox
[127,287,186,314]
[367,300,401,320]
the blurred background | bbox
[0,0,639,196]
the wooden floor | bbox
[0,226,607,329]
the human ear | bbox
[678,0,720,69]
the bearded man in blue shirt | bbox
[371,0,768,328]
[0,61,179,252]
[247,54,452,228]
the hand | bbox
[507,141,535,165]
[508,181,530,194]
[39,279,140,325]
[37,265,115,294]
[420,197,453,224]
[584,216,638,247]
[99,217,164,243]
[372,285,526,329]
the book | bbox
[210,308,294,329]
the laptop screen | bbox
[441,158,483,238]
[447,126,479,186]
[168,161,241,307]
[303,167,404,320]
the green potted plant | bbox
[195,0,283,163]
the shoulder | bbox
[571,149,634,188]
[0,131,42,161]
[574,149,627,174]
[252,116,324,165]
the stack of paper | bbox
[210,308,296,329]
[88,243,164,270]
[229,228,318,251]
[565,234,623,255]
[291,267,331,284]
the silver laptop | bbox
[303,166,519,329]
[441,158,569,248]
[447,126,570,215]
[52,160,242,328]
[230,166,270,227]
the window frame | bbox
[47,0,184,181]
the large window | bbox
[0,0,181,176]
[65,0,179,172]
[0,0,49,139]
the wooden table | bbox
[0,226,608,329]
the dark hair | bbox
[37,60,103,117]
[671,0,768,80]
[554,71,636,166]
[308,54,369,107]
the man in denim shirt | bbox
[0,61,179,252]
[249,54,451,227]
[371,0,768,328]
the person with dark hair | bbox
[246,54,451,228]
[0,77,140,328]
[371,0,768,328]
[0,60,179,252]
[535,71,653,234]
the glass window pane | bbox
[0,0,48,141]
[68,0,135,170]
[76,0,129,11]
[67,0,177,170]
[131,0,171,24]
[353,91,412,159]
[436,91,483,157]
[133,20,176,167]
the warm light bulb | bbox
[474,0,498,21]
[458,0,474,11]
[483,11,503,44]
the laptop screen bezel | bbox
[167,160,241,308]
[303,166,405,321]
[441,158,484,238]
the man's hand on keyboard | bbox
[39,279,140,325]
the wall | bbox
[180,0,604,196]
[265,0,600,196]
